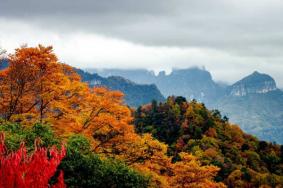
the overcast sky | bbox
[1,0,283,87]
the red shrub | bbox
[0,133,66,188]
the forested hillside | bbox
[0,45,224,188]
[134,97,283,187]
[0,45,282,187]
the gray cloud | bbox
[2,1,283,49]
[1,0,283,86]
[2,0,283,56]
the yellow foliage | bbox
[170,152,225,188]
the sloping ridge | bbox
[75,68,165,107]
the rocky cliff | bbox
[229,71,277,96]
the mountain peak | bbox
[230,71,277,96]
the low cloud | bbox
[1,0,283,87]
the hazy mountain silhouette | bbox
[89,68,283,143]
[76,69,164,107]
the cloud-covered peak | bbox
[1,0,283,86]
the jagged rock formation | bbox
[90,68,226,105]
[229,71,277,96]
[154,68,224,105]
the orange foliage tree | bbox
[77,87,136,154]
[0,45,86,124]
[170,152,225,188]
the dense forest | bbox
[134,97,283,187]
[0,45,282,187]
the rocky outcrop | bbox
[229,71,277,96]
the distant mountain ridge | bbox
[90,68,226,106]
[75,68,165,107]
[89,68,283,144]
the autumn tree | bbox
[0,132,66,188]
[77,87,135,154]
[0,45,87,124]
[170,152,225,188]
